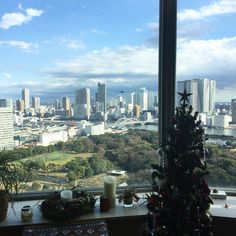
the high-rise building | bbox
[74,88,91,119]
[177,80,198,112]
[148,91,154,110]
[62,97,70,110]
[62,96,71,117]
[197,78,216,114]
[209,79,216,113]
[232,99,236,124]
[16,99,25,113]
[134,105,141,118]
[22,88,30,110]
[135,87,148,111]
[0,99,14,150]
[96,83,106,114]
[32,96,40,111]
[0,99,12,107]
[126,93,135,107]
[54,99,61,110]
[177,78,216,114]
[154,95,158,107]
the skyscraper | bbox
[62,96,71,117]
[0,99,14,150]
[96,82,106,114]
[32,96,40,111]
[74,88,91,119]
[197,78,216,114]
[148,91,155,110]
[209,79,216,113]
[62,97,70,110]
[134,105,141,118]
[54,99,61,110]
[232,99,236,124]
[16,99,25,112]
[22,88,30,110]
[126,92,135,107]
[135,87,148,111]
[177,80,198,112]
[177,78,216,114]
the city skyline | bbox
[1,1,236,101]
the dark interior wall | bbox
[0,216,235,236]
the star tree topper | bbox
[178,88,192,106]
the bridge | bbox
[108,117,158,128]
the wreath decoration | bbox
[40,189,97,220]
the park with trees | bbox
[1,130,236,191]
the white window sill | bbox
[1,196,236,228]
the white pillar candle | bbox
[60,190,73,201]
[104,175,116,208]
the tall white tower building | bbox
[32,96,40,111]
[209,80,216,113]
[22,88,30,110]
[0,99,14,150]
[177,80,198,112]
[74,88,91,119]
[232,99,236,124]
[96,83,106,114]
[135,87,148,111]
[148,91,154,110]
[177,78,216,114]
[197,78,216,114]
[126,92,135,107]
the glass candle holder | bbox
[21,205,33,222]
[60,190,73,202]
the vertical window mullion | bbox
[158,0,177,145]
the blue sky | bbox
[0,0,236,102]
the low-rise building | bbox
[213,114,231,128]
[39,129,68,146]
[84,122,105,136]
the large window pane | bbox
[0,0,158,192]
[177,0,236,188]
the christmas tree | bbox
[145,89,213,236]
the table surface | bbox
[1,195,236,228]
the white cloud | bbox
[0,40,39,53]
[90,29,106,35]
[26,8,43,17]
[33,46,158,94]
[147,22,158,31]
[178,0,236,21]
[0,7,43,29]
[46,46,158,78]
[59,38,85,50]
[177,36,236,76]
[2,73,11,78]
[135,28,142,32]
[18,3,24,10]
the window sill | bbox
[1,195,236,229]
[0,199,146,228]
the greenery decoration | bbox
[145,89,213,236]
[40,189,97,220]
[0,150,27,222]
[0,150,26,193]
[117,187,139,204]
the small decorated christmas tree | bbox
[145,89,213,236]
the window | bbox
[177,0,236,188]
[0,0,159,194]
